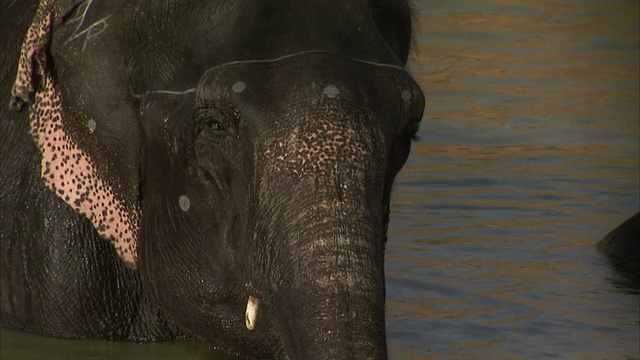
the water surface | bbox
[387,1,639,359]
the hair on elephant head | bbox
[2,0,424,358]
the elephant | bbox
[0,0,424,359]
[597,212,640,280]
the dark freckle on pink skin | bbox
[12,0,140,266]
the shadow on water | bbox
[1,0,639,359]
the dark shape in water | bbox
[597,212,640,280]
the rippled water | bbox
[387,1,639,359]
[2,1,638,359]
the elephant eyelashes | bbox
[194,107,239,136]
[404,120,421,141]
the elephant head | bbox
[12,0,424,358]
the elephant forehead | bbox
[292,126,363,162]
[263,106,383,177]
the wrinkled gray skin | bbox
[0,1,424,359]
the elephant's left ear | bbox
[10,0,54,111]
[10,0,141,268]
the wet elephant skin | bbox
[0,1,424,359]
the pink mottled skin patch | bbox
[12,0,140,266]
[265,105,376,179]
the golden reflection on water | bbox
[412,1,639,128]
[388,1,639,359]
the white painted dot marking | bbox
[232,81,246,93]
[179,195,191,211]
[323,85,339,98]
[87,118,97,132]
[401,90,412,101]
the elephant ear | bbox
[10,0,140,267]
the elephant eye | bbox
[194,107,238,136]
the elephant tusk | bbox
[245,295,260,330]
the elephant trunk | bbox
[286,233,387,359]
[254,178,388,359]
[278,207,386,359]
